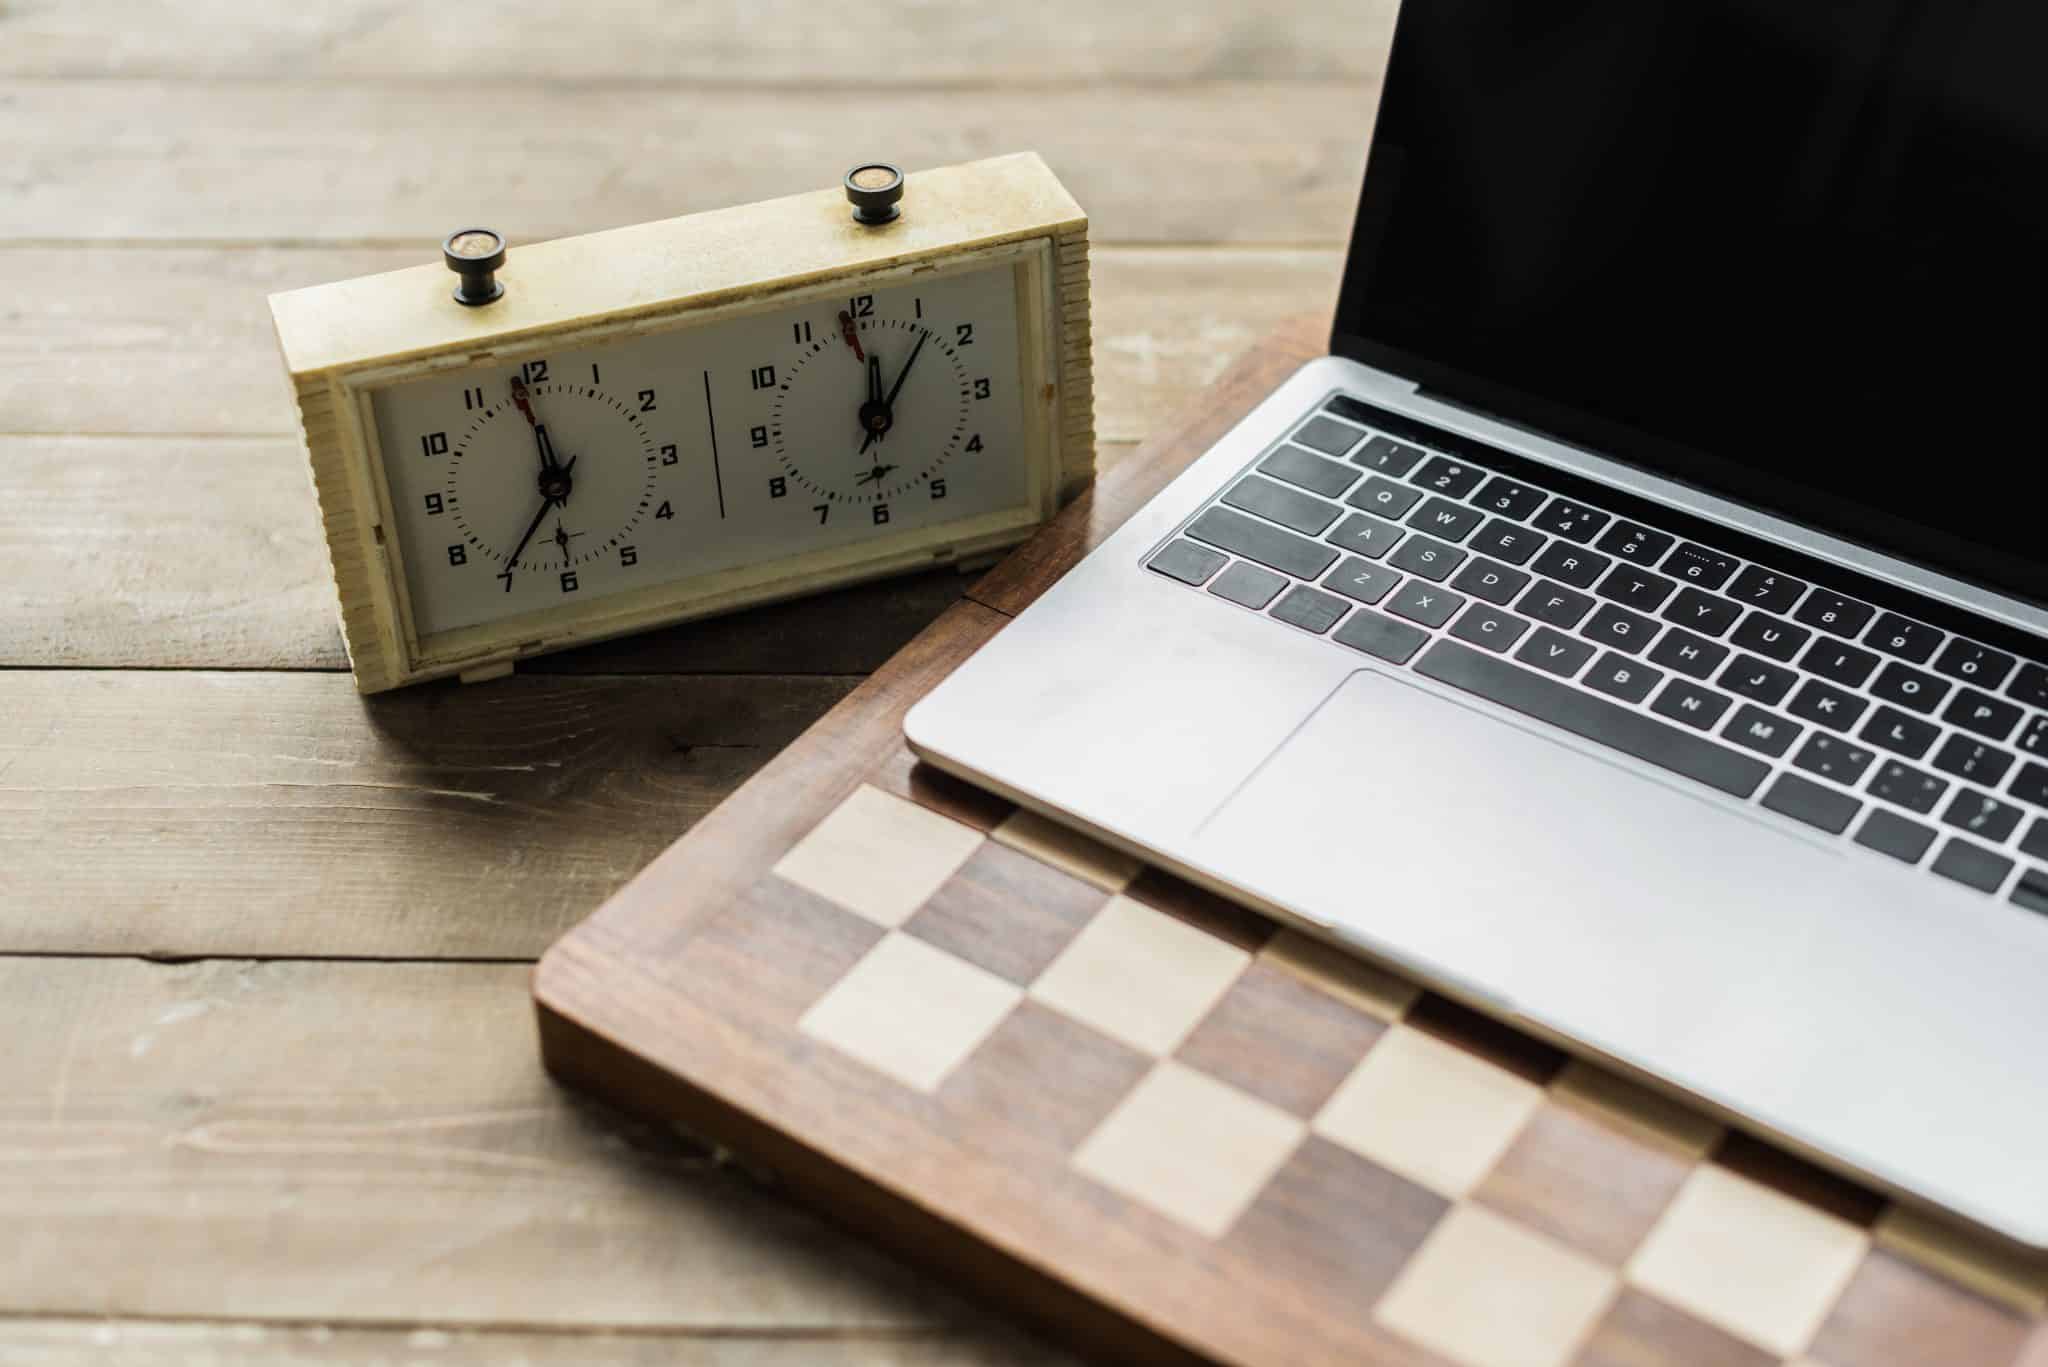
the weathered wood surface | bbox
[0,0,1394,83]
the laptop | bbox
[907,0,2048,1247]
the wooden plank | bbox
[1,250,1334,670]
[0,81,1377,245]
[0,1321,1074,1366]
[0,671,855,957]
[0,0,1395,83]
[0,957,966,1331]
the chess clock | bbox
[269,153,1093,692]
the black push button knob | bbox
[442,228,506,306]
[843,163,904,225]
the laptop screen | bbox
[1334,0,2048,606]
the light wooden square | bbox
[1312,1023,1543,1197]
[1376,1204,1616,1367]
[1072,1060,1304,1238]
[772,785,984,928]
[1028,894,1249,1055]
[1627,1163,1869,1356]
[798,932,1021,1092]
[992,808,1142,891]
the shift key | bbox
[1187,507,1339,580]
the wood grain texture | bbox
[0,82,1375,245]
[0,958,952,1330]
[0,0,1397,82]
[0,670,856,956]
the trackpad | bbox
[1195,667,1840,1044]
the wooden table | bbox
[0,3,1382,1360]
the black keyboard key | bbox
[1662,542,1738,590]
[1868,760,1948,814]
[1271,585,1348,634]
[2007,662,2048,709]
[1450,557,1532,607]
[1415,640,1768,798]
[1930,734,2015,788]
[1326,512,1404,560]
[2012,867,2048,917]
[2022,818,2048,862]
[2019,717,2048,759]
[1647,628,1730,680]
[1223,476,1340,535]
[1864,613,1942,664]
[1662,587,1742,638]
[1584,652,1664,704]
[2009,762,2048,811]
[1351,440,1433,483]
[1147,539,1225,586]
[1793,733,1875,785]
[1209,561,1288,609]
[1351,434,1427,477]
[1930,838,2014,894]
[1412,457,1487,499]
[1860,706,1941,761]
[1348,475,1423,520]
[1515,628,1596,678]
[1321,556,1401,606]
[1596,564,1679,612]
[1651,679,1734,731]
[1762,772,1860,835]
[1260,444,1359,498]
[1801,637,1880,688]
[1467,518,1545,566]
[1856,808,1938,864]
[1187,507,1339,581]
[1724,704,1802,758]
[1933,638,2016,690]
[1725,565,1807,615]
[1941,788,2024,844]
[1517,581,1597,631]
[1794,591,1875,638]
[1730,611,1811,662]
[1334,609,1428,665]
[1596,521,1676,567]
[1869,661,1950,715]
[1292,415,1365,457]
[1531,499,1609,543]
[1786,678,1869,732]
[1386,578,1466,629]
[1529,540,1610,590]
[1941,686,2022,742]
[1584,603,1660,655]
[1450,603,1530,653]
[1388,534,1467,583]
[1718,654,1798,707]
[1471,477,1547,520]
[1407,496,1485,542]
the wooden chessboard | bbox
[535,319,2048,1367]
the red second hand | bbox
[509,375,538,426]
[838,311,865,362]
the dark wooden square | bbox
[1176,959,1387,1118]
[904,840,1107,985]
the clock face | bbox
[367,258,1031,640]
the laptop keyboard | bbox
[1146,394,2048,916]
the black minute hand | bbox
[862,329,928,454]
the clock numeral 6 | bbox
[768,477,787,499]
[423,493,444,515]
[750,425,769,449]
[559,571,579,594]
[660,443,678,466]
[620,545,638,567]
[750,365,776,390]
[872,503,890,526]
[446,544,466,566]
[973,377,990,399]
[639,389,657,412]
[421,431,448,458]
[931,479,947,500]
